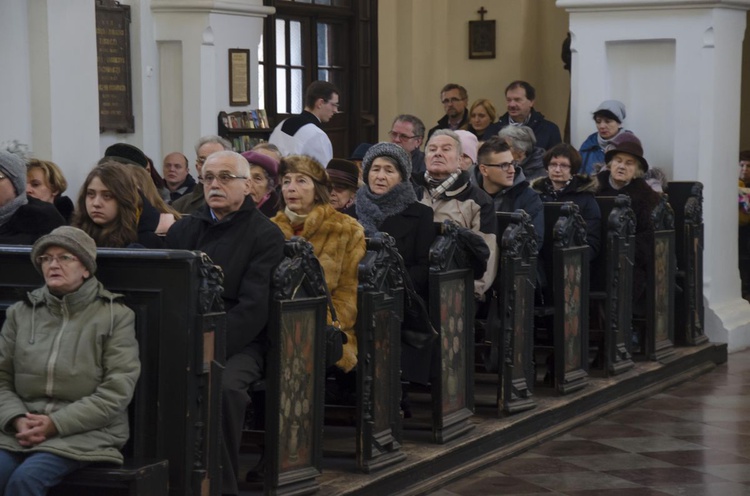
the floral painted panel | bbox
[654,237,670,343]
[440,277,466,414]
[278,308,316,471]
[373,307,392,433]
[563,253,583,374]
[512,273,527,382]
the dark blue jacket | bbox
[497,108,562,151]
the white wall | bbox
[0,1,32,147]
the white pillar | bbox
[558,0,750,351]
[151,0,274,163]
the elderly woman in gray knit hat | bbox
[356,143,436,398]
[0,226,140,494]
[0,148,65,245]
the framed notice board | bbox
[95,0,135,133]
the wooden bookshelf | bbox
[217,110,272,152]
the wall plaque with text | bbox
[96,0,134,133]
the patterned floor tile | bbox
[641,449,750,466]
[516,471,639,491]
[602,467,731,486]
[687,463,750,482]
[595,436,707,453]
[527,440,628,457]
[561,453,675,471]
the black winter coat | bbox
[596,170,661,304]
[532,175,601,262]
[378,202,435,299]
[497,108,562,151]
[166,196,286,358]
[0,197,65,245]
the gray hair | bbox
[204,150,250,176]
[497,125,536,155]
[392,114,426,139]
[194,135,232,155]
[428,129,463,159]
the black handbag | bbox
[322,280,347,367]
[392,247,438,349]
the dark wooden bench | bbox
[493,210,538,414]
[0,246,225,496]
[424,221,477,443]
[355,233,407,472]
[536,202,590,394]
[668,181,708,346]
[253,238,328,495]
[643,196,677,362]
[590,195,636,376]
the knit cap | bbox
[0,149,27,196]
[593,100,627,124]
[361,142,412,181]
[455,130,479,164]
[31,226,98,275]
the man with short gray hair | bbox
[171,135,232,214]
[166,150,285,496]
[413,129,498,298]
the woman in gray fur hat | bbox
[355,142,436,395]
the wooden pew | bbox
[260,238,328,495]
[426,221,477,443]
[355,233,407,472]
[494,210,538,414]
[0,246,224,496]
[590,195,636,376]
[536,202,590,394]
[644,196,677,362]
[668,181,708,346]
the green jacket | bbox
[0,277,141,464]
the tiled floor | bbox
[431,348,750,496]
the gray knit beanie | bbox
[361,142,412,182]
[593,100,626,124]
[0,150,27,196]
[31,226,98,275]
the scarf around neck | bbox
[355,182,417,236]
[284,206,309,228]
[597,127,625,151]
[425,170,461,200]
[0,193,28,227]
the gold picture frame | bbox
[229,48,250,106]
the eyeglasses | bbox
[37,254,79,266]
[0,172,6,180]
[202,172,248,185]
[441,97,465,105]
[389,131,419,141]
[482,161,516,171]
[548,162,571,170]
[326,100,340,109]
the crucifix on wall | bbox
[469,6,496,59]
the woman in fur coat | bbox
[272,155,366,374]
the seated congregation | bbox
[0,82,712,495]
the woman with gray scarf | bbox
[356,142,436,298]
[356,143,436,396]
[0,149,64,245]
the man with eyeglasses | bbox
[426,83,470,142]
[389,114,426,175]
[171,135,232,215]
[475,137,544,247]
[497,80,562,152]
[269,80,339,167]
[166,150,285,496]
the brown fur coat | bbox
[272,203,366,372]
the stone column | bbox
[558,0,750,351]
